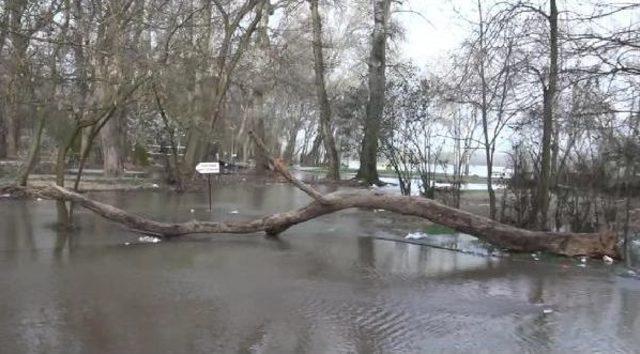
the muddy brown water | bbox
[1,183,639,353]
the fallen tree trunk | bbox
[2,184,619,258]
[0,132,623,259]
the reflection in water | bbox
[53,201,75,260]
[357,236,376,269]
[0,184,639,352]
[3,202,37,261]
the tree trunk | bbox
[0,113,6,158]
[55,127,81,187]
[183,128,205,174]
[5,59,29,160]
[308,0,340,180]
[153,87,182,190]
[477,0,497,220]
[5,0,30,160]
[73,137,91,191]
[8,184,620,259]
[302,129,322,166]
[74,124,102,191]
[242,138,250,164]
[100,109,125,177]
[4,132,622,259]
[356,0,391,185]
[283,117,302,164]
[0,1,9,156]
[536,0,558,230]
[5,106,20,159]
[253,90,270,174]
[16,110,45,186]
[55,147,67,187]
[486,163,497,219]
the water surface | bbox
[1,183,639,353]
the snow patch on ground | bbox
[138,236,161,243]
[405,232,429,240]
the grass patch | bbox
[424,224,456,234]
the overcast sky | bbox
[396,1,469,69]
[396,0,639,69]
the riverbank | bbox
[0,174,161,192]
[1,168,497,218]
[297,166,496,184]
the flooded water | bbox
[1,182,639,353]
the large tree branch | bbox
[0,127,624,259]
[248,130,326,202]
[1,184,620,258]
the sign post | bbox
[195,162,220,212]
[207,174,212,212]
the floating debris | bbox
[36,197,43,201]
[229,210,239,214]
[577,263,587,268]
[531,253,540,261]
[580,256,587,264]
[151,183,160,188]
[373,209,385,213]
[405,232,428,240]
[0,193,10,198]
[138,236,161,243]
[190,209,195,213]
[542,308,554,314]
[603,255,614,264]
[123,242,131,246]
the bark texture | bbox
[3,184,619,258]
[283,116,302,164]
[356,0,391,185]
[536,0,558,229]
[4,0,32,159]
[308,0,340,180]
[16,110,45,186]
[252,90,270,174]
[100,109,126,177]
[477,0,497,220]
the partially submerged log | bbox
[2,183,619,258]
[0,132,622,258]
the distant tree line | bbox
[0,0,638,233]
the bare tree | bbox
[356,0,391,185]
[453,0,520,218]
[181,0,266,173]
[308,0,340,180]
[535,0,559,229]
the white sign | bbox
[196,162,220,174]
